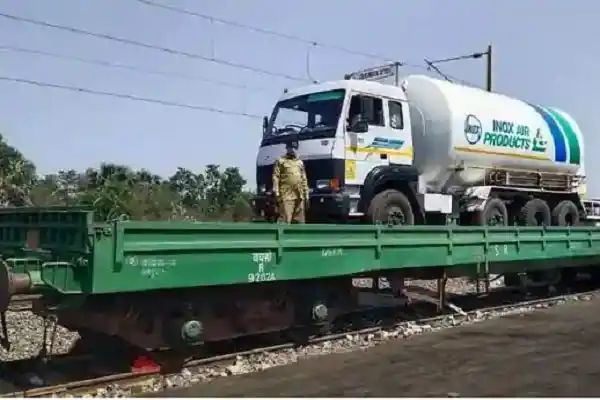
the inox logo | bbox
[464,114,483,145]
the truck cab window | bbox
[349,95,384,126]
[388,100,404,130]
[265,89,345,139]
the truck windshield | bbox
[266,89,345,138]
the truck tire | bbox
[552,200,581,285]
[367,189,414,226]
[474,198,508,226]
[552,200,580,226]
[518,198,551,226]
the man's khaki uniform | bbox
[272,156,309,223]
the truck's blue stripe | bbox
[531,104,567,162]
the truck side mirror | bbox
[262,116,269,135]
[349,116,368,133]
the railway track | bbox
[2,284,598,398]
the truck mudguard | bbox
[358,165,421,214]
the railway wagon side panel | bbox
[93,222,384,293]
[45,222,600,294]
[1,208,599,295]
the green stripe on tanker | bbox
[544,107,581,165]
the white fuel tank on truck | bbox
[401,74,585,193]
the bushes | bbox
[0,134,252,222]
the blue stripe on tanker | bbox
[530,104,567,163]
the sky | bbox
[1,0,600,195]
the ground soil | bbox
[156,298,600,397]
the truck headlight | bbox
[315,178,340,192]
[316,180,329,190]
[258,184,266,193]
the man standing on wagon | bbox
[272,139,309,223]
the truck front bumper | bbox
[252,191,350,223]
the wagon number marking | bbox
[322,248,343,257]
[126,256,176,279]
[494,244,508,256]
[249,252,276,283]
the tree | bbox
[231,194,253,222]
[204,164,222,216]
[78,163,138,221]
[0,134,36,206]
[0,134,250,221]
[218,167,247,212]
[168,165,247,220]
[30,174,59,207]
[192,165,248,218]
[54,169,80,206]
[168,167,205,209]
[135,169,162,185]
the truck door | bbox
[385,99,412,165]
[345,94,411,186]
[345,94,386,187]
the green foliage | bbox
[0,134,36,206]
[35,165,248,222]
[231,193,254,222]
[0,135,251,221]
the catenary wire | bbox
[0,11,309,82]
[0,75,263,119]
[133,0,395,62]
[0,44,272,92]
[401,62,481,88]
[0,12,480,88]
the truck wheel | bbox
[552,200,581,285]
[367,189,414,226]
[552,200,580,226]
[518,198,551,226]
[474,198,508,226]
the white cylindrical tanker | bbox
[401,74,585,193]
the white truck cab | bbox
[254,78,440,224]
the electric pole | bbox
[486,44,492,92]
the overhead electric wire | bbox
[376,62,480,88]
[425,63,481,88]
[427,52,486,64]
[423,50,488,88]
[133,0,394,62]
[0,45,271,92]
[0,11,309,82]
[424,59,452,82]
[428,65,481,88]
[0,75,263,119]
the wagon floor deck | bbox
[155,297,600,397]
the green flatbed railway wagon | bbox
[1,207,600,352]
